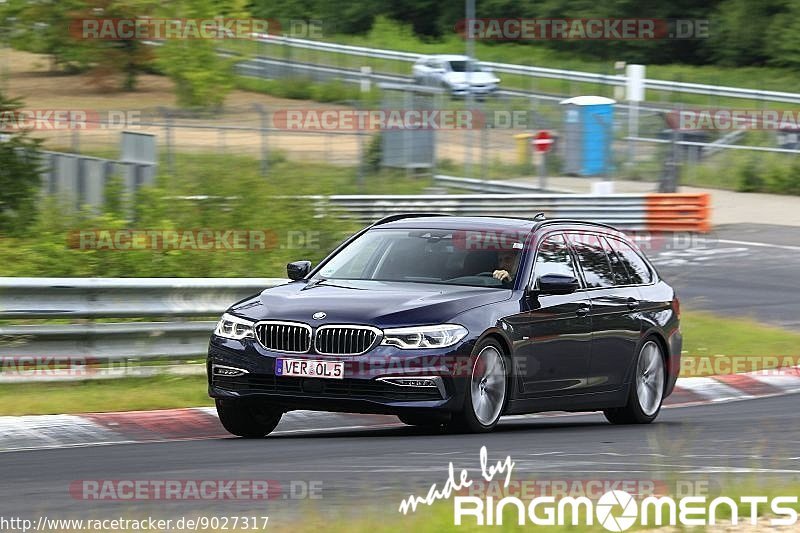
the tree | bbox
[0,93,43,235]
[765,0,800,69]
[1,0,92,72]
[83,0,161,91]
[155,0,249,109]
[708,0,786,66]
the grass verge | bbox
[680,310,800,377]
[0,374,212,416]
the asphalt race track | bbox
[1,393,798,524]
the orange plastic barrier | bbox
[645,193,711,233]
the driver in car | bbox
[493,250,520,283]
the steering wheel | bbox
[476,272,495,277]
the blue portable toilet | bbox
[560,96,615,176]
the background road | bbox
[651,223,800,330]
[1,393,798,524]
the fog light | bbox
[376,376,446,398]
[212,364,249,377]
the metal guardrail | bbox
[625,136,800,155]
[259,35,800,105]
[0,277,287,319]
[432,174,573,194]
[313,191,711,232]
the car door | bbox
[517,233,593,395]
[412,60,426,83]
[419,60,434,85]
[431,59,447,86]
[566,232,643,392]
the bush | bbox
[0,152,440,277]
[0,93,43,235]
[684,150,800,196]
[363,133,383,173]
[310,80,358,103]
[736,157,764,192]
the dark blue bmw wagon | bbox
[208,213,682,436]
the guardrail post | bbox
[360,66,372,93]
[255,104,269,176]
[158,107,175,177]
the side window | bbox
[612,239,653,285]
[601,236,631,286]
[566,233,615,288]
[532,234,577,286]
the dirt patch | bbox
[5,49,519,165]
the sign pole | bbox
[532,129,553,191]
[539,151,547,191]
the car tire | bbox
[603,339,666,425]
[449,338,508,433]
[215,398,283,438]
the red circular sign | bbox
[532,130,554,153]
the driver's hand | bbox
[493,270,511,282]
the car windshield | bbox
[448,60,482,72]
[314,228,523,288]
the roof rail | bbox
[533,218,622,233]
[370,213,452,227]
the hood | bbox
[444,72,500,85]
[229,279,511,327]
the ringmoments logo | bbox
[596,490,638,531]
[453,489,799,529]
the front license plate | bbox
[275,358,344,379]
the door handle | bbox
[576,305,590,317]
[627,298,640,310]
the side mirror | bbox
[287,260,312,281]
[536,273,580,295]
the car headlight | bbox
[381,324,468,349]
[214,313,255,340]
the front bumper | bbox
[665,327,683,397]
[450,85,498,97]
[207,337,473,415]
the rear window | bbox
[566,233,615,288]
[607,237,653,285]
[601,236,632,286]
